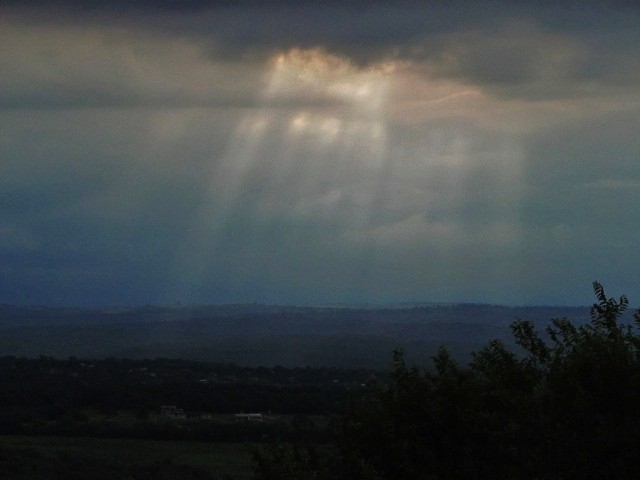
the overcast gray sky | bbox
[2,1,640,306]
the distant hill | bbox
[0,303,602,369]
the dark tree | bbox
[327,282,640,480]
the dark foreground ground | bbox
[2,286,639,479]
[0,435,253,479]
[0,356,357,479]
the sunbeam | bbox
[164,42,529,304]
[169,48,396,301]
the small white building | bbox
[160,405,186,419]
[233,413,265,421]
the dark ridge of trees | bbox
[255,282,640,480]
[0,302,593,370]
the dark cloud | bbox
[1,1,640,306]
[4,1,640,106]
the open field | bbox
[0,435,254,479]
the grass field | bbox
[0,435,255,479]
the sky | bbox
[1,1,640,307]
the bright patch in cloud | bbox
[267,48,394,109]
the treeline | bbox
[255,282,640,480]
[0,356,378,440]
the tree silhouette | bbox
[260,282,640,479]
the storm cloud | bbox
[2,1,640,306]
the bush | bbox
[261,282,640,480]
